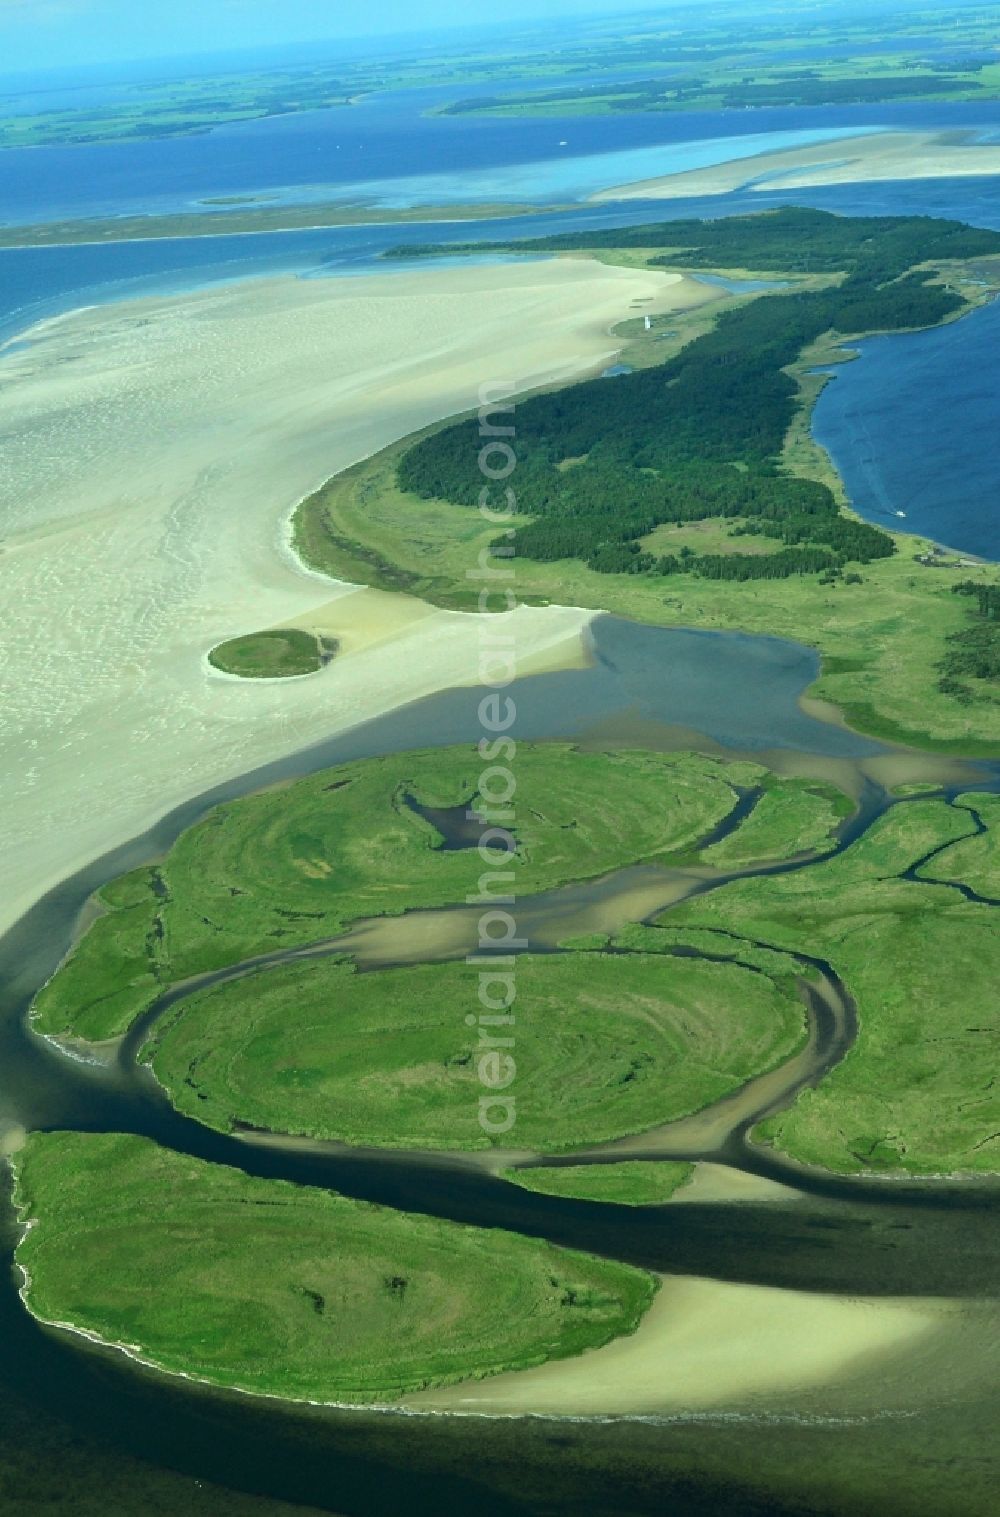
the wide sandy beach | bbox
[0,256,697,937]
[595,128,1000,201]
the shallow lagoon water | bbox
[6,87,1000,225]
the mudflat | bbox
[0,256,690,934]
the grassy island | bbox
[207,628,335,680]
[502,1161,695,1206]
[142,950,807,1151]
[12,1133,656,1404]
[33,745,763,1044]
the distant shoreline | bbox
[592,128,1000,202]
[0,199,550,250]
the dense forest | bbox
[396,209,1000,585]
[941,582,1000,698]
[390,206,1000,272]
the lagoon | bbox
[814,295,1000,560]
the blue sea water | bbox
[1,81,1000,556]
[5,86,1000,223]
[813,299,1000,560]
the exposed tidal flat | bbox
[0,253,699,937]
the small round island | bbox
[207,628,338,680]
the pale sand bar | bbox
[409,1273,956,1417]
[0,258,692,940]
[595,129,1000,202]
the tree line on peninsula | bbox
[395,209,1000,587]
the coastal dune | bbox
[0,257,688,935]
[596,128,1000,201]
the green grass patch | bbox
[143,950,807,1151]
[699,779,849,868]
[13,1133,656,1404]
[33,745,755,1042]
[917,792,1000,896]
[666,800,1000,1174]
[502,1160,695,1205]
[613,923,813,988]
[208,629,330,680]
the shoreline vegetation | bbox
[0,200,548,250]
[12,1133,657,1405]
[8,4,1000,149]
[288,206,1000,753]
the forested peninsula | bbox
[396,210,996,586]
[340,206,1000,736]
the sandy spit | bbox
[0,257,689,938]
[407,1273,959,1418]
[593,129,1000,201]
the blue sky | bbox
[0,0,673,77]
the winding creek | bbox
[3,613,1000,1515]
